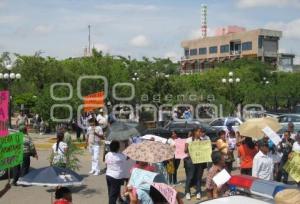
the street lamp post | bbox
[222,71,240,116]
[1,61,21,128]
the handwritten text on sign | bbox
[174,138,187,159]
[151,182,177,204]
[284,153,300,183]
[0,91,9,137]
[0,132,24,170]
[188,140,212,164]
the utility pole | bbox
[88,25,91,55]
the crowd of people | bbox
[3,109,300,204]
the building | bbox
[180,28,283,74]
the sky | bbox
[0,0,300,63]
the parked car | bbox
[209,117,243,132]
[144,119,218,141]
[277,114,300,132]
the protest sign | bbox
[0,132,24,170]
[174,138,187,159]
[188,140,212,164]
[212,169,231,187]
[151,182,177,204]
[262,126,282,146]
[0,91,9,137]
[284,152,300,183]
[141,135,167,144]
[129,168,158,190]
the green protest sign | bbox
[0,132,24,170]
[284,152,300,183]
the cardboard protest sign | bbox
[83,91,104,112]
[262,126,282,146]
[174,138,187,159]
[188,140,212,164]
[151,182,177,204]
[129,168,159,191]
[284,153,300,183]
[0,91,9,137]
[212,169,231,187]
[0,132,24,170]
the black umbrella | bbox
[17,166,83,187]
[107,121,143,141]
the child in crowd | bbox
[206,151,228,199]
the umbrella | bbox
[17,166,83,187]
[238,117,282,140]
[107,121,142,141]
[123,140,174,163]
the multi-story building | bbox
[180,28,284,74]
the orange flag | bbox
[83,91,104,112]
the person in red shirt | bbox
[238,137,258,175]
[54,187,72,204]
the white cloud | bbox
[96,3,158,12]
[266,18,300,39]
[94,43,111,53]
[33,25,53,34]
[130,35,150,47]
[237,0,300,8]
[164,51,181,62]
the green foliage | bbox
[1,51,300,125]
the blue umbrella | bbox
[17,166,83,187]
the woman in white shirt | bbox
[105,140,127,204]
[51,132,68,168]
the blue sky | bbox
[0,0,300,62]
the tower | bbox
[201,4,207,38]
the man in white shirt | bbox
[86,118,104,176]
[96,109,108,129]
[252,140,274,180]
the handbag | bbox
[166,160,175,174]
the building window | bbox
[220,45,229,53]
[184,49,189,57]
[199,48,207,55]
[258,36,263,49]
[209,46,218,54]
[190,49,198,56]
[242,41,252,51]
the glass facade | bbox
[209,46,218,54]
[190,49,198,56]
[199,48,207,55]
[242,41,252,51]
[220,45,229,53]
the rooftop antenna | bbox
[88,25,91,55]
[201,4,207,38]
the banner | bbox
[188,140,212,164]
[0,91,9,137]
[151,182,177,204]
[0,132,24,170]
[284,152,300,183]
[174,138,187,159]
[83,91,104,112]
